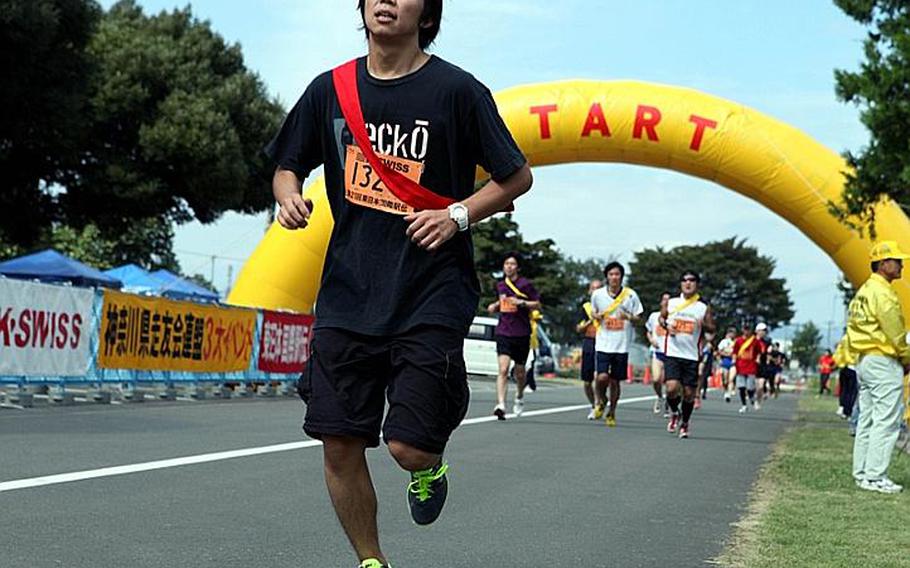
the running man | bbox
[661,270,715,438]
[645,292,671,415]
[591,261,643,427]
[488,253,542,419]
[267,2,533,566]
[755,323,773,404]
[696,333,716,407]
[732,324,766,413]
[818,349,836,396]
[717,327,737,402]
[577,279,604,419]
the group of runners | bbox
[261,2,798,565]
[565,263,790,438]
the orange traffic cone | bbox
[626,364,634,383]
[643,365,652,385]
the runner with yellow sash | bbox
[576,280,604,419]
[591,262,643,427]
[732,324,766,414]
[660,270,715,439]
[487,254,542,420]
[645,291,673,416]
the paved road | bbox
[0,381,795,567]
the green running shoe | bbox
[358,558,389,568]
[407,460,449,525]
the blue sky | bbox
[102,0,870,344]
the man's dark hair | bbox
[871,260,880,273]
[357,0,443,50]
[603,261,625,278]
[504,252,522,267]
[680,269,701,283]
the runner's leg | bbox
[323,435,386,565]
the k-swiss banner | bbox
[0,279,94,376]
[98,291,256,372]
[257,311,315,373]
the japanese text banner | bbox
[258,311,314,373]
[0,279,94,376]
[98,291,255,372]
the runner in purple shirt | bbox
[487,253,541,419]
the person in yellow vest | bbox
[845,241,910,494]
[576,279,603,419]
[591,262,643,427]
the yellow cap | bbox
[870,240,910,262]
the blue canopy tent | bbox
[103,264,160,295]
[149,269,220,302]
[0,249,122,288]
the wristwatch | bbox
[447,202,470,232]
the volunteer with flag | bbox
[591,262,643,427]
[660,270,715,438]
[841,241,910,494]
[265,1,533,566]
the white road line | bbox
[0,394,655,493]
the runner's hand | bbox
[405,209,457,251]
[277,194,313,230]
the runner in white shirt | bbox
[717,327,737,403]
[659,270,716,439]
[645,292,672,415]
[591,261,643,427]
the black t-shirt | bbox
[265,56,526,335]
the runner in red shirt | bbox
[817,349,836,396]
[732,323,767,413]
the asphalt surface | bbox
[0,380,796,567]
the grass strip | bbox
[718,394,910,568]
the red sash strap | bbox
[332,59,454,211]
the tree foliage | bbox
[472,216,613,344]
[0,0,100,246]
[791,321,823,368]
[627,238,794,340]
[833,0,910,233]
[1,0,283,269]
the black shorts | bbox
[581,337,596,382]
[596,352,628,381]
[664,356,699,387]
[496,334,531,365]
[298,325,470,455]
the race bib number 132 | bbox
[344,145,424,215]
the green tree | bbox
[791,321,823,368]
[0,0,101,247]
[472,216,613,344]
[627,238,794,340]
[833,0,910,232]
[1,1,283,270]
[48,223,117,270]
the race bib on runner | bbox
[343,145,424,215]
[673,319,695,335]
[604,317,625,331]
[500,296,518,313]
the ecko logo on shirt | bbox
[364,119,430,161]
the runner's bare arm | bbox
[516,298,541,310]
[273,167,314,230]
[404,163,533,251]
[487,300,500,314]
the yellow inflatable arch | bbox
[228,80,910,320]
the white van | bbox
[463,316,556,377]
